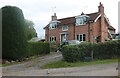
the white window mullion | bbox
[76,34,86,42]
[82,34,83,42]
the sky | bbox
[0,0,119,38]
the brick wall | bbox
[45,19,109,43]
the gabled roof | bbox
[86,12,100,21]
[43,12,115,30]
[44,12,99,29]
[57,17,75,25]
[108,26,115,30]
[58,12,100,25]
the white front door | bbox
[61,34,67,43]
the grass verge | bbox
[42,59,118,69]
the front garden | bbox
[43,40,119,68]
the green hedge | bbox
[2,6,28,60]
[28,42,50,56]
[2,6,50,61]
[62,40,120,62]
[93,40,120,59]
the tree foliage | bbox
[25,19,37,40]
[2,6,28,60]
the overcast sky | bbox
[0,0,119,38]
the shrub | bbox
[2,6,28,60]
[28,42,50,56]
[2,6,50,61]
[62,40,119,62]
[94,40,119,59]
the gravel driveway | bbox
[2,52,62,75]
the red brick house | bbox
[44,2,115,43]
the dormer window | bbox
[49,20,60,29]
[49,22,57,29]
[75,15,89,26]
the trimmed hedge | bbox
[2,6,50,61]
[93,40,120,59]
[28,42,50,56]
[62,40,120,62]
[2,6,28,60]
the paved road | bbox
[2,63,118,76]
[1,52,118,76]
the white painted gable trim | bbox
[104,15,111,26]
[108,30,113,39]
[94,14,111,26]
[94,14,101,22]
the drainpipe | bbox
[87,16,90,42]
[73,24,75,40]
[88,22,90,42]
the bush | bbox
[94,40,119,59]
[2,6,28,60]
[28,42,50,56]
[2,6,50,61]
[62,42,92,62]
[62,40,120,62]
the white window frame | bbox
[50,36,56,43]
[76,34,86,42]
[62,25,68,31]
[49,22,57,29]
[75,15,89,26]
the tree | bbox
[25,19,37,40]
[2,6,28,60]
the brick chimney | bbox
[98,2,104,13]
[98,2,107,42]
[51,13,57,21]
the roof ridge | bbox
[58,16,75,20]
[57,12,99,20]
[86,12,99,15]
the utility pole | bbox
[91,36,94,60]
[91,22,94,60]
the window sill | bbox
[50,28,57,30]
[62,29,68,31]
[76,24,86,26]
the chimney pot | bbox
[51,13,57,21]
[98,2,104,13]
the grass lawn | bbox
[0,64,2,67]
[42,59,118,69]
